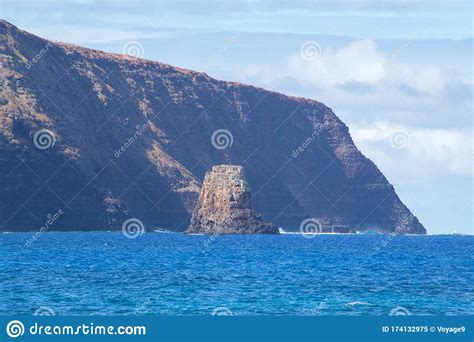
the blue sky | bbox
[1,0,472,234]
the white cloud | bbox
[241,39,450,96]
[237,39,472,130]
[350,121,473,179]
[289,40,386,86]
[386,63,446,95]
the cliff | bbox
[187,165,279,234]
[0,20,426,233]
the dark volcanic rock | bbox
[187,165,279,234]
[0,20,426,233]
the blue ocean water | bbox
[1,232,473,316]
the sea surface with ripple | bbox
[1,232,473,316]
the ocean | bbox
[1,232,473,316]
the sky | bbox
[1,0,472,234]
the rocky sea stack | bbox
[187,165,279,234]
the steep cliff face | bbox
[0,20,426,233]
[187,165,279,234]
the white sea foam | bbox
[153,228,174,233]
[346,301,372,306]
[278,228,351,235]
